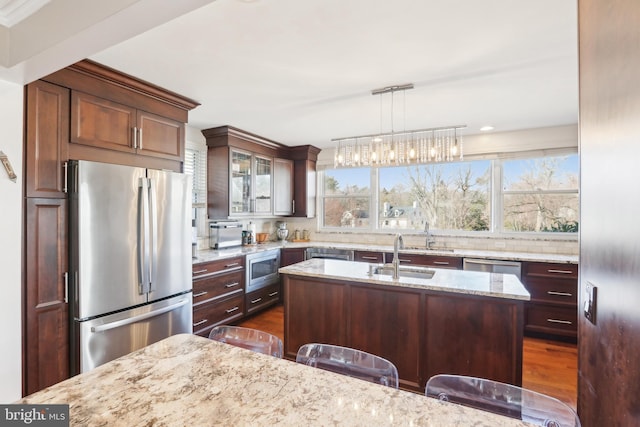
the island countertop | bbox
[18,334,532,426]
[279,258,530,301]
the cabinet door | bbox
[292,159,316,218]
[24,198,69,394]
[283,276,347,359]
[253,155,272,214]
[280,248,306,266]
[230,150,252,215]
[70,91,136,153]
[25,81,69,197]
[137,110,183,160]
[350,285,422,391]
[273,158,294,215]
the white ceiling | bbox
[2,0,579,149]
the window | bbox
[185,141,207,236]
[320,152,579,235]
[322,167,371,228]
[502,154,579,232]
[379,161,491,231]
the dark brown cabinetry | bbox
[192,256,246,337]
[384,252,463,269]
[350,285,422,390]
[283,274,523,392]
[354,250,384,263]
[24,198,68,395]
[23,59,197,395]
[246,283,281,315]
[70,91,184,161]
[521,262,578,339]
[280,247,306,267]
[202,126,319,219]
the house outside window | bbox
[319,152,578,235]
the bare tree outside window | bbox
[503,156,579,232]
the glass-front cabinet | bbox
[230,149,272,215]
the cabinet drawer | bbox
[193,294,245,336]
[246,283,280,314]
[386,253,462,269]
[192,256,245,279]
[524,277,577,307]
[523,262,578,279]
[355,251,384,263]
[193,270,244,305]
[525,304,577,336]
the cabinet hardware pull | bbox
[62,162,68,193]
[547,291,573,297]
[193,291,208,298]
[193,269,208,275]
[132,127,138,149]
[361,256,379,260]
[193,319,208,327]
[225,262,240,268]
[224,282,240,288]
[63,272,69,304]
[547,269,574,274]
[433,261,450,265]
[399,259,412,263]
[268,292,279,297]
[546,318,572,325]
[292,200,295,214]
[225,306,240,314]
[138,128,143,150]
[251,298,262,304]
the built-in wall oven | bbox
[246,249,281,293]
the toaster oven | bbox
[209,221,243,249]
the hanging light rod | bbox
[331,125,466,142]
[371,83,414,95]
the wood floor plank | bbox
[237,303,577,410]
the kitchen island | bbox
[280,259,530,392]
[18,333,531,426]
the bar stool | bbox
[425,374,581,427]
[208,325,283,358]
[296,343,399,389]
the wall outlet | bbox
[584,281,597,325]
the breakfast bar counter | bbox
[18,334,531,426]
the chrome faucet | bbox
[424,221,436,249]
[391,233,404,279]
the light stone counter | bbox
[19,334,531,426]
[194,241,577,265]
[280,258,530,301]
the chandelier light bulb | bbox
[409,146,416,159]
[451,144,458,155]
[338,153,344,164]
[371,151,377,161]
[389,149,395,161]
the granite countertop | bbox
[193,241,578,265]
[18,334,531,426]
[280,258,530,301]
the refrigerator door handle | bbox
[138,177,151,294]
[148,177,158,291]
[90,298,190,333]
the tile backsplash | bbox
[196,217,578,255]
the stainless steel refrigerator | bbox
[68,160,193,374]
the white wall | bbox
[0,81,24,401]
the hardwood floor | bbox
[237,303,578,410]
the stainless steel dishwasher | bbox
[463,258,522,279]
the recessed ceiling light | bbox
[480,126,494,132]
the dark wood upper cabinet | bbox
[71,91,184,161]
[202,126,320,219]
[24,81,69,198]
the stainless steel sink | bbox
[372,265,436,279]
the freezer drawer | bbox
[77,294,192,373]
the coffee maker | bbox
[276,222,289,241]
